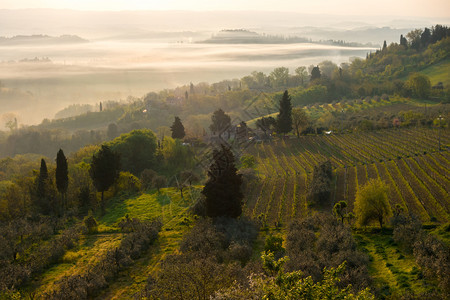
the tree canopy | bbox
[407,73,431,99]
[89,145,120,213]
[292,107,309,138]
[107,129,157,175]
[354,178,392,228]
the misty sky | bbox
[2,0,450,18]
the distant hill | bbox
[0,34,88,45]
[201,29,375,46]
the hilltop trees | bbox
[295,66,308,86]
[107,129,157,175]
[310,66,321,81]
[55,149,68,212]
[400,34,407,47]
[354,179,392,228]
[276,90,292,135]
[270,67,289,89]
[170,116,185,139]
[89,145,120,214]
[202,144,243,218]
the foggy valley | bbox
[0,9,446,127]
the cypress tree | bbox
[56,149,68,212]
[36,158,56,215]
[202,144,243,218]
[276,90,293,135]
[37,158,48,199]
[170,116,186,139]
[310,66,321,81]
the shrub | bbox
[115,171,141,194]
[83,214,98,234]
[264,235,285,260]
[240,154,256,169]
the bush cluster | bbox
[393,215,449,296]
[285,214,370,291]
[141,217,260,299]
[0,218,82,291]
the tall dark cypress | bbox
[56,149,68,212]
[276,90,293,135]
[202,144,243,218]
[170,116,186,139]
[37,158,48,198]
[36,158,54,215]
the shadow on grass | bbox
[99,195,131,226]
[156,193,171,206]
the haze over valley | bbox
[1,9,447,126]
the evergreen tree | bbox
[236,121,248,141]
[170,116,186,139]
[37,158,48,199]
[400,34,408,47]
[420,27,431,48]
[36,158,56,215]
[202,144,243,218]
[55,149,68,212]
[276,90,293,135]
[310,66,321,81]
[89,145,120,214]
[209,108,231,136]
[382,40,387,51]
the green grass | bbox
[355,230,436,297]
[33,233,123,296]
[93,186,202,298]
[418,58,450,86]
[98,186,202,228]
[28,187,202,298]
[429,223,450,246]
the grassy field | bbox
[418,58,450,86]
